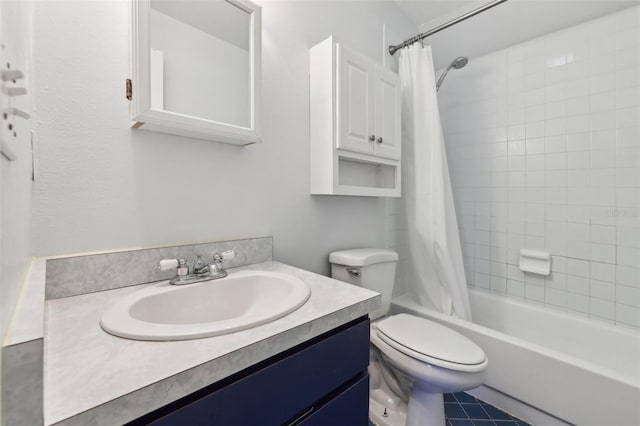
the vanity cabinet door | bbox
[336,45,375,156]
[132,317,370,426]
[373,67,401,160]
[298,375,369,426]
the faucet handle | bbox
[155,259,178,271]
[154,258,189,277]
[212,250,235,262]
[210,251,234,276]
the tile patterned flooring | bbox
[369,392,533,426]
[444,392,532,426]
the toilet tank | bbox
[329,248,398,320]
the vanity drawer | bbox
[297,375,369,426]
[137,317,370,425]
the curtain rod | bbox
[388,0,509,56]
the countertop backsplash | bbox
[44,237,273,299]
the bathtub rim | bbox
[391,290,640,390]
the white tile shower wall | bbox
[385,7,640,329]
[437,6,640,329]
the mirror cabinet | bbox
[128,0,261,145]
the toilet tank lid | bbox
[329,248,398,266]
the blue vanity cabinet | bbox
[128,317,370,426]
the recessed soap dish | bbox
[519,249,551,276]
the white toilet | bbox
[329,248,488,426]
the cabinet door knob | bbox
[368,134,375,142]
[377,137,383,143]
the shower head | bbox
[436,56,469,91]
[452,56,468,69]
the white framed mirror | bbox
[129,0,261,145]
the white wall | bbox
[30,1,416,277]
[1,0,34,342]
[435,6,640,329]
[0,2,35,420]
[150,8,250,126]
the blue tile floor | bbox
[369,392,531,426]
[444,392,532,426]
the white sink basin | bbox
[100,270,311,341]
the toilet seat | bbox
[375,314,487,373]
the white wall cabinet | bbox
[373,68,402,160]
[310,36,401,197]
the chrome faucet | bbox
[192,255,209,275]
[155,250,235,285]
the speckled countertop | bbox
[44,261,380,426]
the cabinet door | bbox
[299,376,369,426]
[336,45,375,155]
[132,318,370,426]
[373,67,401,160]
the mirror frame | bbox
[129,0,261,145]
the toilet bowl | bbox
[329,248,487,426]
[370,314,487,426]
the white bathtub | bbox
[391,289,640,426]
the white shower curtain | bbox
[399,44,472,321]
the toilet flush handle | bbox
[346,268,361,277]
